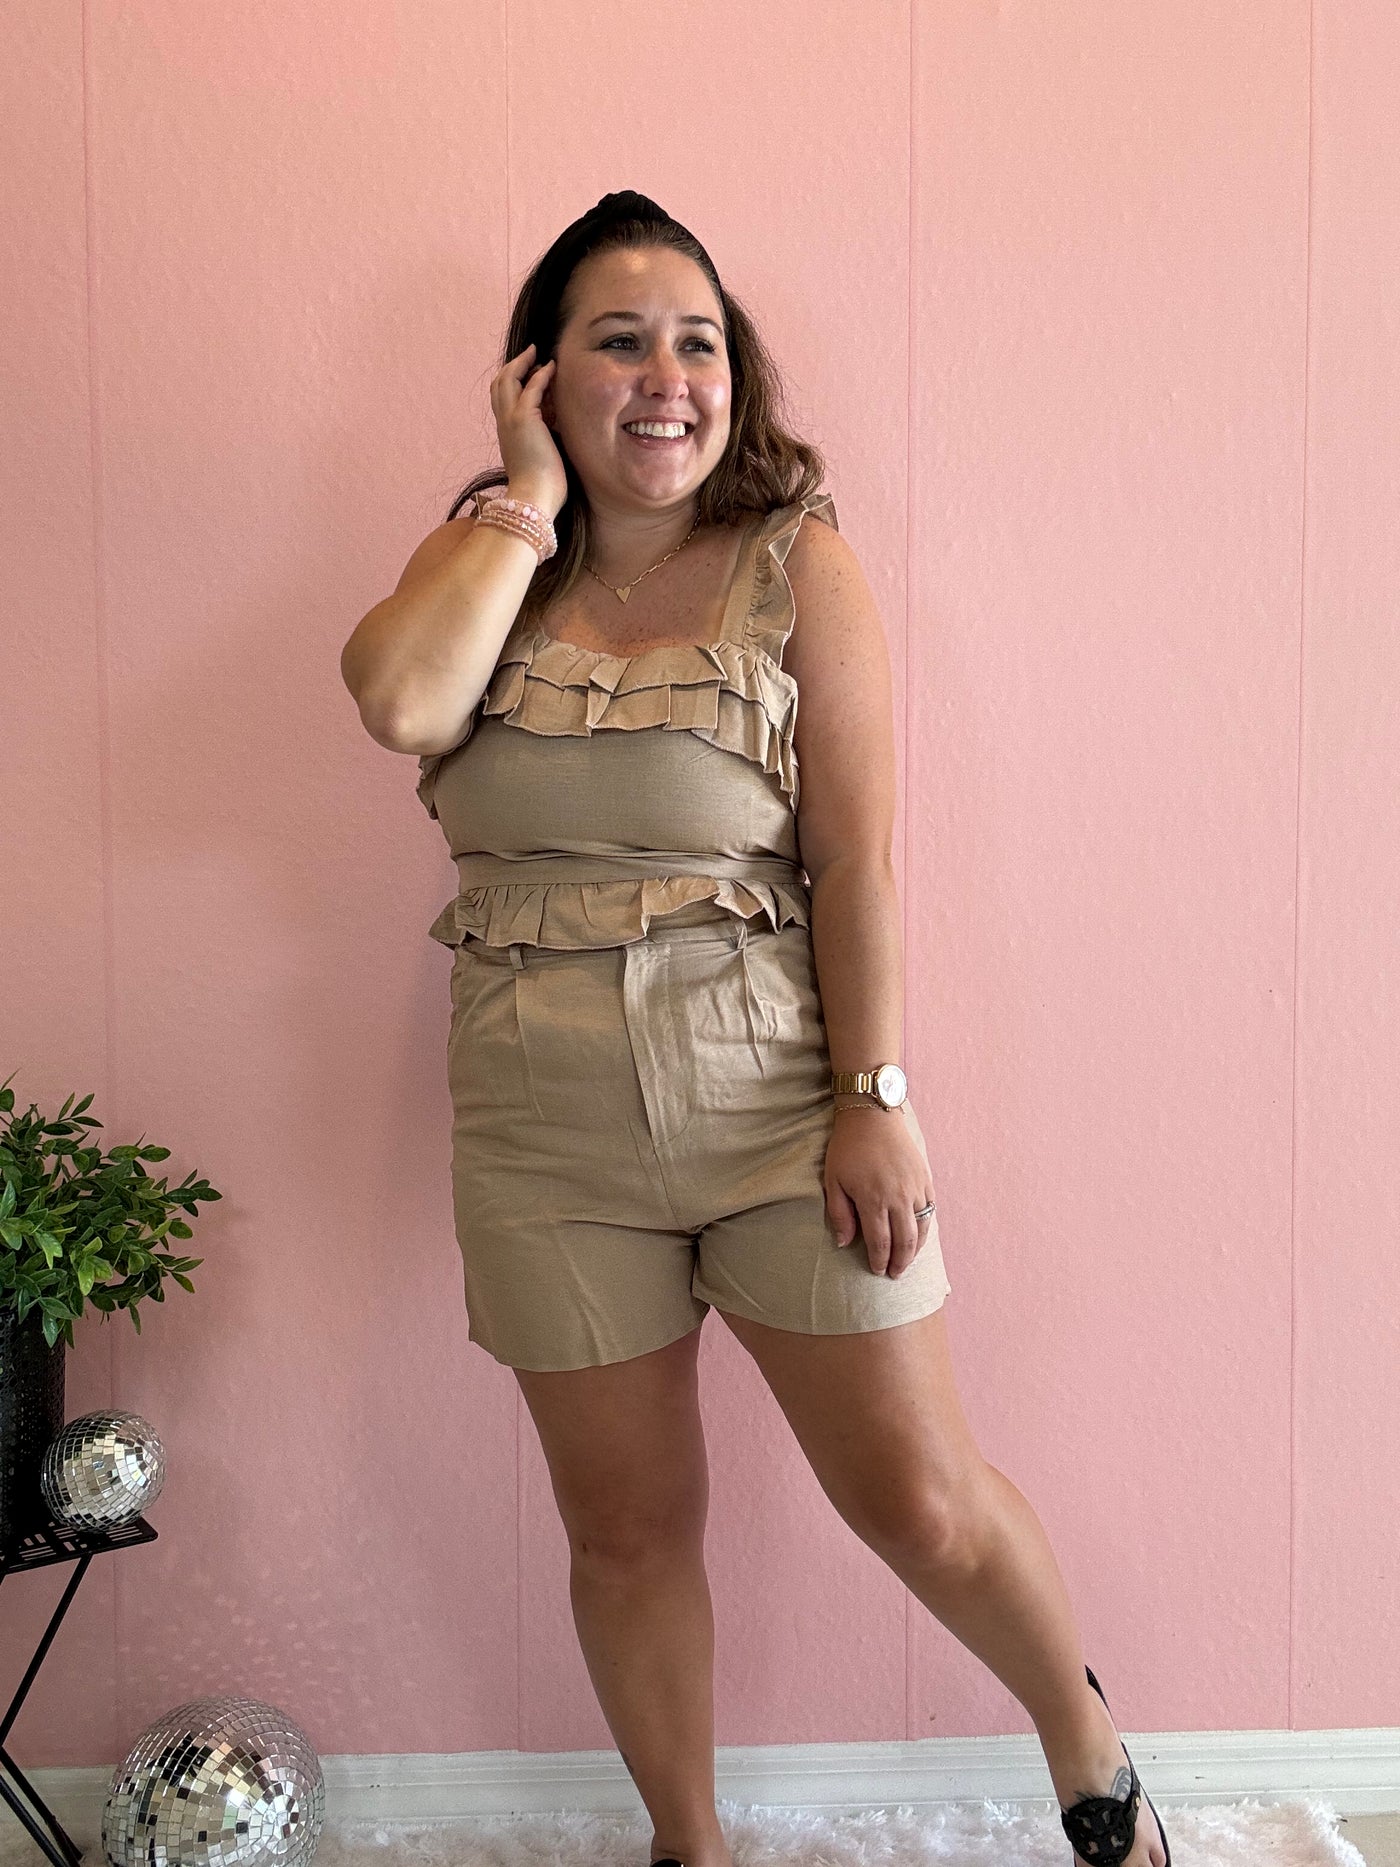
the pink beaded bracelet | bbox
[475,491,558,563]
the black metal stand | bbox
[0,1513,158,1867]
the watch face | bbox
[875,1063,908,1107]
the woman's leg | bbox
[515,1325,732,1867]
[716,1304,1169,1867]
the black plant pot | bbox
[0,1308,66,1547]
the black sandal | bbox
[1058,1665,1172,1865]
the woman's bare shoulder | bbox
[781,504,871,650]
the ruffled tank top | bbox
[416,490,838,951]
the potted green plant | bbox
[0,1073,221,1544]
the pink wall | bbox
[3,1,1395,1767]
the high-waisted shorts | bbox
[445,900,952,1372]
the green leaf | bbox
[1,1084,221,1338]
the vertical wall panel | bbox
[907,3,1309,1738]
[1294,0,1400,1728]
[1,0,116,1767]
[84,1,515,1760]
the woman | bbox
[341,191,1170,1867]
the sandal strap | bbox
[1062,1672,1142,1863]
[1059,1759,1142,1864]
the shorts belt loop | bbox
[508,943,527,971]
[731,920,772,1074]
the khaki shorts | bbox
[445,902,952,1372]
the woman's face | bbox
[541,245,732,514]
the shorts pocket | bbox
[447,945,538,1117]
[448,940,497,1024]
[743,924,823,1046]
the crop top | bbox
[415,490,838,951]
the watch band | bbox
[830,1063,908,1113]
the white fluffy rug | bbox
[315,1796,1365,1865]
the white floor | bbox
[1342,1814,1400,1866]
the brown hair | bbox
[447,190,827,620]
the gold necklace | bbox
[585,516,702,603]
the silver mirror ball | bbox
[102,1695,325,1867]
[41,1410,166,1530]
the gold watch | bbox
[831,1063,908,1110]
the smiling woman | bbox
[440,195,825,628]
[340,188,1171,1867]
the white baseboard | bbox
[12,1725,1400,1832]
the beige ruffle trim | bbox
[415,490,839,822]
[426,873,812,951]
[746,488,839,667]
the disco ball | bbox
[40,1409,165,1530]
[102,1694,325,1867]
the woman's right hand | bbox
[491,342,567,518]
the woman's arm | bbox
[339,497,548,755]
[784,513,936,1278]
[784,512,905,1087]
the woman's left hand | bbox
[824,1109,937,1279]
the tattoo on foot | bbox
[1076,1762,1133,1804]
